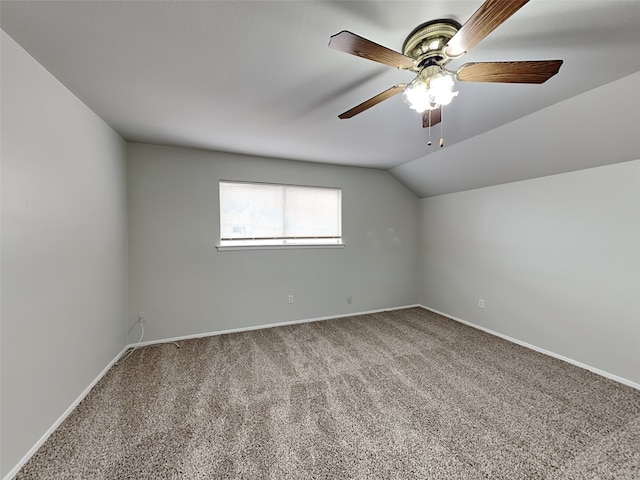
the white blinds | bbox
[220,181,342,242]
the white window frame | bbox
[217,180,344,251]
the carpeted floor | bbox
[16,307,640,479]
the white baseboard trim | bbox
[2,346,129,480]
[21,303,632,479]
[420,305,640,391]
[127,305,422,349]
[3,304,420,480]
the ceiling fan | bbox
[328,0,563,146]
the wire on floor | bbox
[116,317,145,366]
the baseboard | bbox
[128,304,423,349]
[420,305,640,391]
[2,345,130,480]
[3,304,420,480]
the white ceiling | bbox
[2,0,639,194]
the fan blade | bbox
[444,0,529,57]
[422,107,442,128]
[457,60,563,83]
[338,84,407,119]
[329,31,415,69]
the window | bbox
[218,181,343,249]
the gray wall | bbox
[419,160,640,385]
[1,32,128,476]
[127,143,419,342]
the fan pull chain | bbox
[427,109,432,146]
[440,106,445,148]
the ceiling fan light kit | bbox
[328,0,563,148]
[402,67,459,113]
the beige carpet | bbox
[16,307,640,479]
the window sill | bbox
[216,243,346,252]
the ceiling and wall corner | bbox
[1,0,639,195]
[391,72,640,197]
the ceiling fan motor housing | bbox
[402,19,462,70]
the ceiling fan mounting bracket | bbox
[402,19,462,71]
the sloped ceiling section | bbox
[1,1,639,196]
[390,72,640,197]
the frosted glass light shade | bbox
[402,71,458,112]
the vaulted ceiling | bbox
[2,0,639,195]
